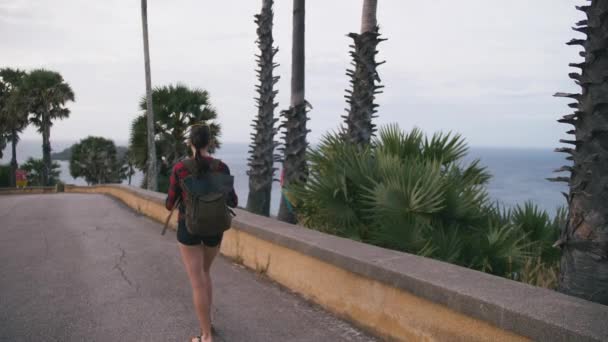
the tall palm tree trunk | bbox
[343,0,385,147]
[361,0,378,33]
[141,0,157,191]
[41,112,52,186]
[278,0,309,223]
[552,0,608,305]
[247,0,280,216]
[9,130,18,187]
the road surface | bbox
[0,194,376,342]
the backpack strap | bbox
[161,197,181,236]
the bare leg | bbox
[179,243,213,342]
[203,245,220,326]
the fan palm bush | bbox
[507,204,565,288]
[129,84,221,192]
[21,157,61,186]
[291,124,562,282]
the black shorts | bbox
[177,219,224,247]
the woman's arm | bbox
[165,165,182,210]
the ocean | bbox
[1,140,568,217]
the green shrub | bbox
[290,124,563,284]
[0,164,10,187]
[70,136,126,185]
[510,202,563,265]
[21,158,61,186]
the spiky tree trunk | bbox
[278,0,309,224]
[343,0,385,147]
[247,0,280,217]
[552,0,608,305]
[141,0,157,191]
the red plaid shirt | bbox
[165,157,238,219]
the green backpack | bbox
[180,158,235,236]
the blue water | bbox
[461,147,568,216]
[2,141,568,216]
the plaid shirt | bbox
[165,157,238,219]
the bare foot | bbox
[190,333,212,342]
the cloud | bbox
[0,0,588,148]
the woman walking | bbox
[165,125,238,342]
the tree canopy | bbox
[70,136,126,185]
[129,84,221,191]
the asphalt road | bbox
[0,194,376,342]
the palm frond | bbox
[422,131,468,165]
[511,201,561,264]
[426,222,464,264]
[467,222,531,276]
[364,154,445,216]
[375,124,423,160]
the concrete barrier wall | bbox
[61,185,607,342]
[0,186,57,195]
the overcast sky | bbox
[0,0,586,148]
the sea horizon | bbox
[1,139,569,217]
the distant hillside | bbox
[50,147,73,161]
[52,145,128,161]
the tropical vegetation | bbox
[69,136,127,185]
[21,69,74,186]
[0,68,73,187]
[0,165,10,187]
[552,0,608,304]
[343,0,385,147]
[140,0,158,191]
[124,148,137,186]
[129,84,221,193]
[0,68,28,187]
[247,0,280,217]
[289,125,563,286]
[21,157,61,186]
[277,0,310,224]
[51,145,129,161]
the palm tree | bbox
[129,84,221,192]
[0,68,28,187]
[0,130,7,160]
[0,82,8,160]
[141,0,158,191]
[21,69,74,186]
[343,0,385,147]
[278,0,310,223]
[552,0,608,305]
[247,0,280,216]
